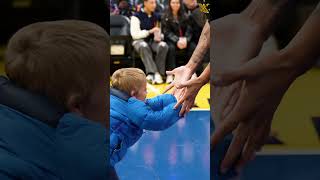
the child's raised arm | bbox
[145,94,177,111]
[128,97,182,131]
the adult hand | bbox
[154,34,161,42]
[181,37,187,48]
[211,51,298,173]
[209,13,279,174]
[163,65,194,94]
[217,90,283,174]
[173,75,204,116]
[177,40,182,49]
[177,39,184,49]
[210,13,267,125]
[163,65,195,115]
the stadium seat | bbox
[110,15,134,73]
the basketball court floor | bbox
[116,70,320,179]
[115,84,210,180]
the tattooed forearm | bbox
[189,21,210,66]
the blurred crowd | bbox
[110,0,209,84]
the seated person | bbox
[135,0,165,13]
[162,0,196,83]
[130,0,169,84]
[183,0,207,44]
[183,0,209,73]
[109,68,182,166]
[0,20,111,179]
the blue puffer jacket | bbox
[110,88,182,166]
[0,106,108,180]
[0,76,108,180]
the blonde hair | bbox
[111,68,146,95]
[5,20,109,107]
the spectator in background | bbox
[183,0,209,72]
[162,0,196,83]
[135,0,165,13]
[183,0,207,43]
[118,0,133,17]
[110,0,120,14]
[130,0,168,84]
[110,0,133,17]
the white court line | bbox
[190,109,210,111]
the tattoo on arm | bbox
[190,21,210,65]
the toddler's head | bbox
[111,68,147,101]
[5,20,109,126]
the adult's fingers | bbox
[181,101,191,117]
[235,134,259,171]
[175,93,187,109]
[166,70,175,76]
[211,86,254,148]
[235,114,267,170]
[211,118,239,149]
[185,96,196,114]
[163,82,175,94]
[176,78,196,89]
[179,101,188,116]
[220,123,249,173]
[211,58,261,87]
[221,82,243,120]
[211,68,242,87]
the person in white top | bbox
[130,0,168,84]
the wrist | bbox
[185,60,198,73]
[198,75,208,86]
[279,48,302,72]
[277,49,303,79]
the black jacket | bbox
[161,13,193,44]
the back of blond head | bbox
[111,68,146,95]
